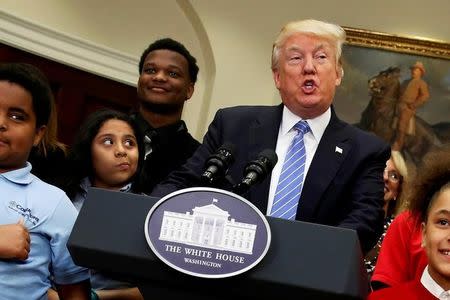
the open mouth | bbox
[304,80,314,87]
[439,250,450,256]
[301,79,316,93]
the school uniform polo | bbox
[0,162,89,300]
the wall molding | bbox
[176,0,215,138]
[0,10,138,86]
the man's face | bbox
[0,81,45,173]
[137,49,194,114]
[272,33,342,119]
[422,188,450,290]
[411,67,422,79]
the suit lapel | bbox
[297,108,351,221]
[247,104,283,212]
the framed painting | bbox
[334,27,450,170]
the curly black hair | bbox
[408,145,450,223]
[138,38,199,83]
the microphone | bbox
[200,143,236,186]
[233,149,278,195]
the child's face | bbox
[422,188,450,290]
[0,81,45,173]
[91,119,139,190]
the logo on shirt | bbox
[144,187,271,278]
[8,200,40,225]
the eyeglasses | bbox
[384,170,401,183]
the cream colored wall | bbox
[1,0,449,140]
[0,0,210,139]
[190,0,450,135]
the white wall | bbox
[1,0,449,140]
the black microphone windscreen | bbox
[219,142,236,155]
[258,149,278,168]
[201,142,236,186]
[233,148,277,195]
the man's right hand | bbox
[0,219,31,260]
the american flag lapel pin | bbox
[335,146,343,154]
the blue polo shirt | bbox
[0,162,89,300]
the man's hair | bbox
[138,38,199,84]
[0,62,53,128]
[271,19,346,77]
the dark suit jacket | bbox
[131,113,200,194]
[151,104,390,253]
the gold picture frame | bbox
[343,26,450,59]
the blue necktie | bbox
[271,120,310,220]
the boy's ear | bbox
[185,83,194,101]
[33,125,46,147]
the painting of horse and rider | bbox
[334,40,450,176]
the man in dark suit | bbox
[151,19,390,254]
[132,38,201,194]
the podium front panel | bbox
[68,188,368,299]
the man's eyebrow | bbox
[286,44,326,53]
[167,64,184,72]
[143,62,184,73]
[286,45,301,52]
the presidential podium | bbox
[68,188,368,299]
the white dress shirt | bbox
[267,106,331,215]
[421,265,450,299]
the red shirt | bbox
[368,280,437,299]
[371,211,428,287]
